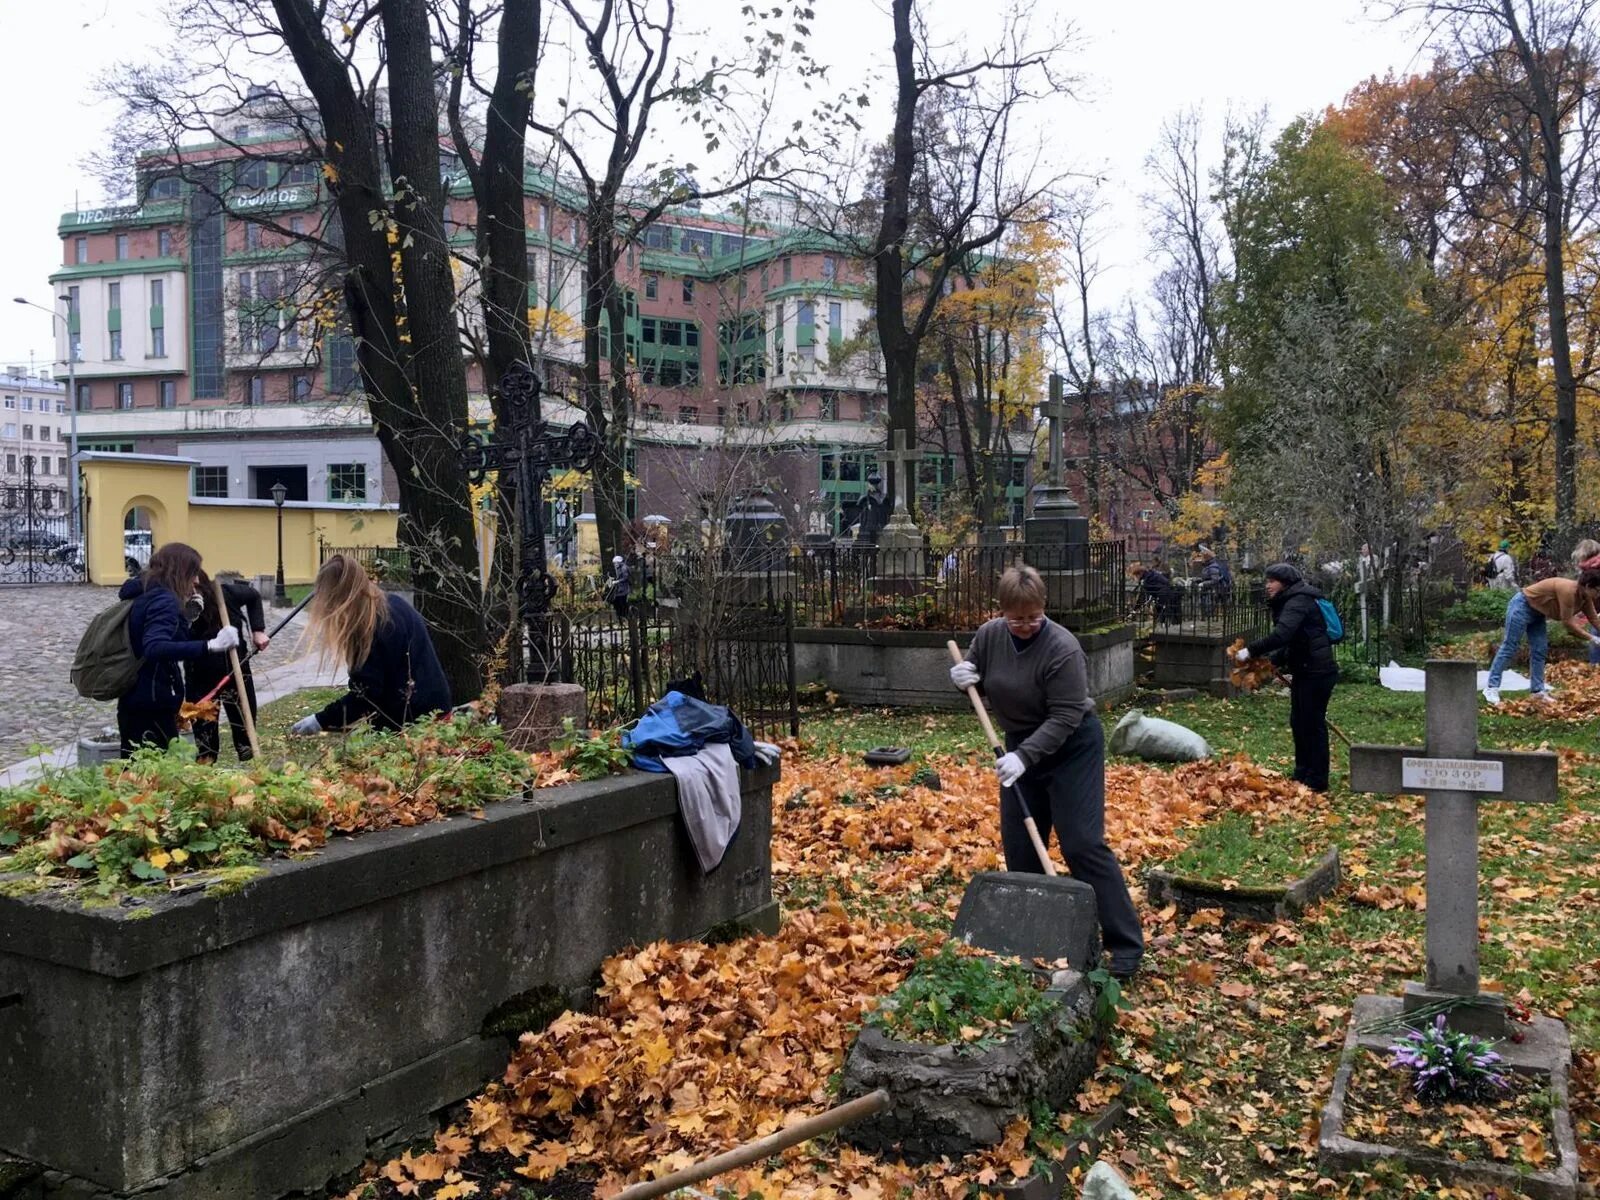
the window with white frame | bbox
[327,463,366,502]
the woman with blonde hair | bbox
[289,554,451,735]
[950,564,1144,980]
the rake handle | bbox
[947,640,1057,877]
[211,577,262,760]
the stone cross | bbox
[1348,659,1558,1035]
[1041,371,1068,487]
[882,429,922,517]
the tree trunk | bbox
[380,0,485,703]
[272,0,485,703]
[872,0,920,516]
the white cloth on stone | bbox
[1379,661,1530,693]
[660,741,742,873]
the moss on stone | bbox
[482,984,569,1039]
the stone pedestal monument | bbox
[871,430,926,595]
[1024,373,1096,612]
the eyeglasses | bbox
[1004,613,1046,629]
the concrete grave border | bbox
[0,764,778,1199]
[1318,995,1579,1200]
[1144,847,1341,923]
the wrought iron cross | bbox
[459,361,601,681]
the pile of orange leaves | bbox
[1227,638,1279,693]
[366,753,1332,1199]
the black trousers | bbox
[1001,712,1144,966]
[193,672,259,762]
[1289,671,1338,792]
[117,703,179,758]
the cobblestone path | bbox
[0,584,123,764]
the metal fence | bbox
[0,462,84,585]
[1124,579,1273,641]
[318,543,413,586]
[678,540,1128,631]
[538,603,798,741]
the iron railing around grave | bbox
[1123,578,1273,642]
[536,602,798,742]
[0,458,84,585]
[319,543,413,587]
[679,540,1127,632]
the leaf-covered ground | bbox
[354,680,1598,1200]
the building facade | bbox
[0,369,71,507]
[44,106,1031,539]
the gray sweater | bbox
[966,617,1093,766]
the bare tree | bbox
[799,1,1072,517]
[526,0,814,564]
[101,0,491,701]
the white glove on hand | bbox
[995,751,1026,787]
[752,741,781,766]
[290,715,322,736]
[950,661,981,691]
[207,625,240,653]
[1235,648,1251,663]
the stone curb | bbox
[1145,847,1341,924]
[1317,994,1579,1200]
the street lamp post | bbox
[270,480,288,604]
[12,295,79,541]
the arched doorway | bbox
[120,497,167,577]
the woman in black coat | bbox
[1234,563,1339,792]
[117,543,240,756]
[184,571,270,762]
[288,554,451,736]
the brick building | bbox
[43,101,1031,539]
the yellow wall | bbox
[80,456,398,586]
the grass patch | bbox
[867,941,1055,1047]
[1163,810,1329,887]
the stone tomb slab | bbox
[1318,995,1578,1200]
[839,970,1105,1163]
[1145,847,1342,924]
[951,872,1101,971]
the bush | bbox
[1439,588,1512,626]
[867,941,1055,1045]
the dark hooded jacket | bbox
[312,592,452,732]
[1247,579,1338,677]
[118,576,210,709]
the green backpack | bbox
[71,599,144,701]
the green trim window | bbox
[638,317,700,386]
[828,301,843,352]
[328,463,367,503]
[192,466,229,498]
[773,300,785,373]
[717,314,765,384]
[796,301,815,360]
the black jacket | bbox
[118,577,209,710]
[184,580,266,703]
[1248,580,1338,677]
[313,592,452,732]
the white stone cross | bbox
[881,429,922,517]
[1348,659,1558,1035]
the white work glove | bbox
[290,715,322,736]
[995,752,1026,787]
[950,661,980,691]
[207,626,240,653]
[752,741,781,766]
[1235,648,1251,663]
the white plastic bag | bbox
[1108,709,1211,762]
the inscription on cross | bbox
[881,429,921,518]
[1348,659,1558,1035]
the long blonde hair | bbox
[306,554,390,670]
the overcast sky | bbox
[0,0,1428,372]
